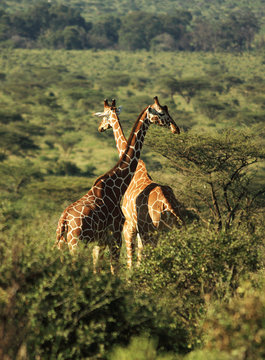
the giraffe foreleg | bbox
[123,220,137,269]
[136,233,143,267]
[92,245,105,274]
[109,234,122,275]
[56,237,68,251]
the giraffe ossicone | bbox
[96,96,185,269]
[56,97,179,273]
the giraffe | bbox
[56,98,179,274]
[95,96,184,269]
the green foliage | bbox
[24,176,94,205]
[0,159,43,194]
[103,72,130,89]
[88,15,121,49]
[159,77,210,104]
[132,225,264,354]
[184,349,231,360]
[134,226,263,296]
[0,128,39,157]
[24,254,134,359]
[0,1,263,51]
[0,233,190,359]
[217,9,260,52]
[0,48,264,359]
[203,276,265,359]
[55,132,82,158]
[0,110,23,124]
[147,129,265,231]
[194,98,229,120]
[55,160,96,176]
[108,336,176,360]
[118,11,191,51]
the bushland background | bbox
[0,1,265,359]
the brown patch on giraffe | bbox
[95,96,185,269]
[57,97,183,273]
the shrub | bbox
[135,226,263,296]
[55,160,83,176]
[0,231,192,359]
[132,225,264,349]
[108,336,176,360]
[204,276,265,359]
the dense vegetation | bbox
[0,0,265,51]
[0,47,264,359]
[1,0,265,356]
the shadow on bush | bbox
[0,234,191,359]
[55,160,96,177]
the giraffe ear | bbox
[93,112,105,117]
[117,106,122,115]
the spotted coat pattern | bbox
[97,97,184,269]
[56,98,177,273]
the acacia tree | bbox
[147,129,265,231]
[159,77,209,104]
[0,159,43,194]
[0,111,41,160]
[0,129,39,160]
[56,132,81,159]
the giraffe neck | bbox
[115,107,150,185]
[110,110,151,182]
[94,107,150,198]
[110,113,127,157]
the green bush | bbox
[108,336,176,360]
[0,48,265,359]
[55,160,83,176]
[132,225,264,350]
[184,349,231,360]
[134,226,263,297]
[0,232,191,359]
[203,276,265,359]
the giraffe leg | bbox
[123,220,137,269]
[136,230,158,267]
[68,237,79,254]
[136,233,143,267]
[106,207,124,274]
[56,237,67,251]
[109,235,122,275]
[92,245,103,274]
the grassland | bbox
[0,49,265,359]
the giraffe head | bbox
[96,97,180,135]
[147,96,180,134]
[94,99,122,132]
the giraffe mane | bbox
[125,105,149,146]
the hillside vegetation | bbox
[0,0,265,51]
[0,48,265,359]
[2,0,265,23]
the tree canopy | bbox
[147,129,265,231]
[0,1,263,51]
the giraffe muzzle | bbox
[98,124,111,132]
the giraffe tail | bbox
[54,217,68,249]
[164,206,185,228]
[162,195,185,228]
